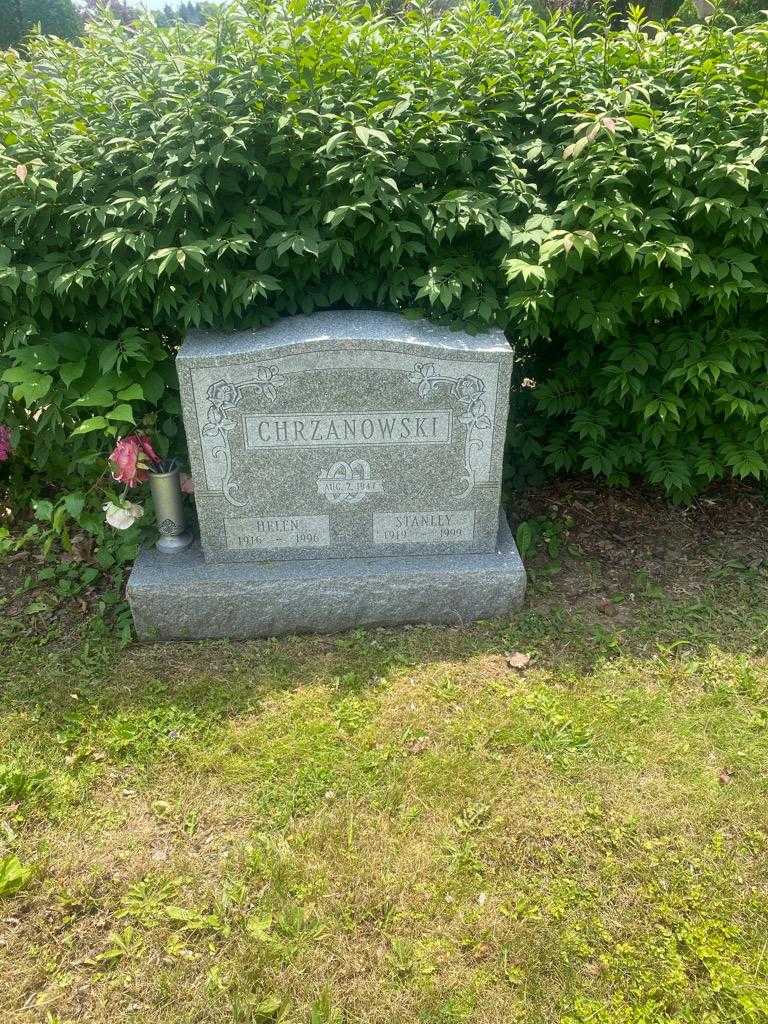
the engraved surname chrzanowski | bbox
[245,410,452,450]
[317,460,384,506]
[373,510,475,546]
[224,515,330,551]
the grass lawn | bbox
[1,484,768,1024]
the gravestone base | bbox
[127,515,526,642]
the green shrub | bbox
[1,0,767,511]
[0,0,82,50]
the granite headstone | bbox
[127,311,526,639]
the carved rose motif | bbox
[202,369,287,507]
[452,375,485,403]
[206,379,240,407]
[203,380,241,436]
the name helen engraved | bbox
[224,515,331,551]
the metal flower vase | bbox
[149,464,193,553]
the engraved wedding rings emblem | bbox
[317,460,384,505]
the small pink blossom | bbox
[109,434,160,487]
[180,472,195,494]
[0,425,11,462]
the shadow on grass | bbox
[2,559,766,743]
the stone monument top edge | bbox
[179,309,511,364]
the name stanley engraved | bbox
[373,510,475,546]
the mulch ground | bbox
[511,477,768,604]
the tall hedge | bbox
[1,0,767,506]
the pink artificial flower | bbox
[0,425,11,462]
[136,433,160,464]
[109,433,160,487]
[180,472,195,494]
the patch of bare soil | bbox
[508,477,768,615]
[0,533,111,643]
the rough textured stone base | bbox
[127,515,526,641]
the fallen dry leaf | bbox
[505,651,531,671]
[71,533,94,561]
[407,735,430,754]
[718,768,734,786]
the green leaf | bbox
[8,372,53,404]
[627,113,651,130]
[64,492,86,520]
[106,404,135,424]
[142,373,165,404]
[0,856,32,899]
[516,521,535,558]
[71,385,114,408]
[33,499,54,522]
[60,360,86,387]
[1,367,32,384]
[71,416,109,436]
[99,343,120,374]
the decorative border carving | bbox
[202,368,286,507]
[200,360,492,508]
[408,362,492,497]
